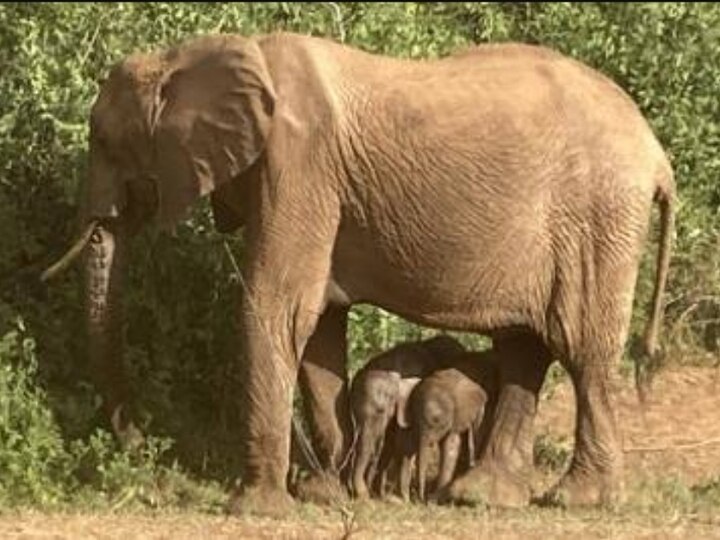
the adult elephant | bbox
[43,31,674,515]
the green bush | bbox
[0,2,718,507]
[0,318,73,507]
[0,317,224,510]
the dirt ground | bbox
[535,364,720,489]
[2,365,720,539]
[2,508,719,540]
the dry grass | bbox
[1,503,719,540]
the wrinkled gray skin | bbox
[45,31,674,515]
[350,336,465,499]
[405,351,500,502]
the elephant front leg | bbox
[228,282,327,517]
[373,420,398,498]
[294,306,352,505]
[397,427,417,502]
[446,333,551,508]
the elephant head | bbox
[87,33,276,230]
[421,335,467,364]
[42,34,276,444]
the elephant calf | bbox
[404,349,500,502]
[350,335,465,499]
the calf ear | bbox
[396,377,420,428]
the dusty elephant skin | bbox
[44,31,675,516]
[349,336,465,500]
[405,350,500,503]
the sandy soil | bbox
[535,364,720,488]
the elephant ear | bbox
[151,36,275,227]
[396,377,421,429]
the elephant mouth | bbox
[40,219,99,282]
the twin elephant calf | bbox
[349,335,500,504]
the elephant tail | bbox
[635,167,676,401]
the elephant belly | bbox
[330,224,551,334]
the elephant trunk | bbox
[84,219,143,448]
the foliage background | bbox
[0,2,718,508]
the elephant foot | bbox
[536,468,621,509]
[441,462,530,509]
[226,485,295,519]
[294,471,349,506]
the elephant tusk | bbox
[40,220,98,282]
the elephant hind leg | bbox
[543,349,623,508]
[399,453,416,502]
[436,432,462,495]
[541,246,641,508]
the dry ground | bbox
[535,363,720,489]
[2,365,720,539]
[2,506,719,540]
